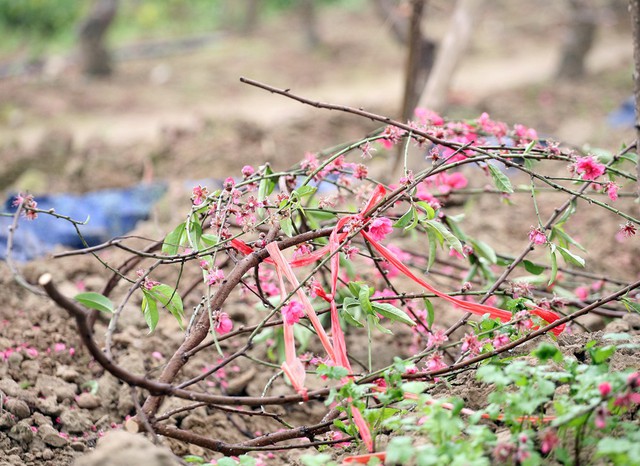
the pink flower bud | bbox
[598,382,612,397]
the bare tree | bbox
[78,0,119,77]
[556,0,598,80]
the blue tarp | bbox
[1,183,167,261]
[608,96,635,129]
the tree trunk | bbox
[630,0,640,195]
[373,0,410,44]
[300,0,320,49]
[556,0,597,80]
[78,0,118,77]
[243,0,261,34]
[417,0,484,112]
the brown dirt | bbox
[0,1,639,465]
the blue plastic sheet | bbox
[1,183,167,261]
[608,96,635,129]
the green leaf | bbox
[372,303,416,326]
[162,222,186,255]
[532,342,561,362]
[358,285,373,314]
[551,226,586,252]
[216,458,238,466]
[186,221,203,251]
[317,363,350,380]
[386,437,415,465]
[394,206,416,229]
[556,246,585,268]
[621,297,640,313]
[523,260,545,275]
[589,345,616,364]
[423,298,435,328]
[369,314,393,335]
[199,234,218,247]
[523,139,537,154]
[425,220,463,255]
[280,217,294,237]
[293,185,317,198]
[548,247,558,286]
[556,199,577,226]
[469,239,497,264]
[183,456,206,464]
[257,164,276,217]
[416,201,436,220]
[487,163,514,193]
[141,291,159,333]
[426,228,437,271]
[238,455,257,466]
[342,303,364,327]
[147,284,184,329]
[74,292,114,314]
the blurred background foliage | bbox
[0,0,355,56]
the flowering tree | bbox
[19,78,640,464]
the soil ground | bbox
[0,1,639,465]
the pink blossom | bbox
[54,343,66,353]
[367,217,393,241]
[461,333,482,356]
[241,165,255,177]
[574,286,589,301]
[416,186,442,209]
[529,226,547,245]
[598,382,612,397]
[282,300,305,325]
[191,185,209,206]
[399,170,415,186]
[353,164,368,179]
[206,268,225,286]
[151,351,164,360]
[628,372,640,389]
[604,182,619,201]
[435,172,468,194]
[492,333,510,349]
[476,112,508,138]
[574,156,606,181]
[493,442,515,462]
[414,107,444,126]
[292,243,312,260]
[13,193,38,220]
[342,245,359,260]
[613,392,640,408]
[513,124,538,144]
[595,404,608,429]
[426,351,448,371]
[300,152,320,172]
[426,329,448,348]
[449,247,464,260]
[360,142,376,159]
[539,429,559,455]
[215,312,233,335]
[617,222,637,240]
[380,125,404,149]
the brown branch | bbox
[402,277,640,381]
